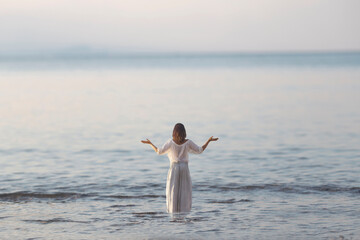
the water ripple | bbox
[23,218,90,224]
[0,183,358,203]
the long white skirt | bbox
[166,162,192,213]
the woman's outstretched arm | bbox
[141,139,158,152]
[202,136,219,151]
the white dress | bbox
[157,139,203,213]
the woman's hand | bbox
[208,136,219,142]
[202,136,219,151]
[141,139,152,144]
[141,138,158,152]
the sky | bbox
[0,0,359,54]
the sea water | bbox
[0,53,359,239]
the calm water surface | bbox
[0,54,360,239]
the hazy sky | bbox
[0,0,359,53]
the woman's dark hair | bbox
[172,123,186,144]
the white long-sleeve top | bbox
[157,139,203,163]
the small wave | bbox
[132,212,167,219]
[196,183,360,195]
[208,198,253,204]
[133,212,161,216]
[1,183,358,203]
[308,185,360,193]
[0,191,165,202]
[110,221,143,227]
[103,194,164,199]
[109,204,137,208]
[0,192,89,202]
[170,216,207,223]
[23,218,90,224]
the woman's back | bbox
[157,139,203,163]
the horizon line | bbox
[1,50,360,59]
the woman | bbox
[141,123,218,213]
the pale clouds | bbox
[0,0,359,53]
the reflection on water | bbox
[0,61,360,239]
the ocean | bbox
[0,52,359,239]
